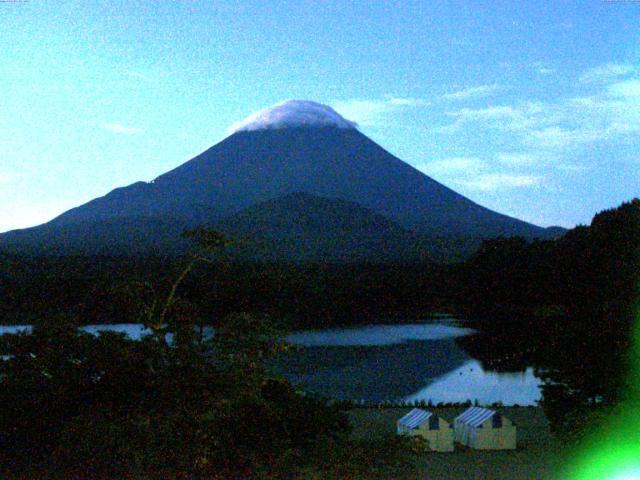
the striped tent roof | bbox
[398,408,433,429]
[455,407,496,427]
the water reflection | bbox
[277,323,542,405]
[81,324,153,338]
[0,325,31,335]
[286,324,475,346]
[0,322,543,405]
[273,338,470,402]
[403,360,541,406]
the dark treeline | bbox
[2,199,637,353]
[1,198,637,447]
[0,255,456,328]
[0,249,425,479]
[0,311,385,478]
[454,199,640,439]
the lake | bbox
[0,319,542,405]
[274,320,542,405]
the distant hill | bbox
[215,192,431,263]
[0,101,563,262]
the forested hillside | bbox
[456,199,640,437]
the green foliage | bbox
[0,317,162,470]
[539,200,640,405]
[183,227,235,253]
[0,312,351,478]
[459,199,640,440]
[0,229,353,477]
[0,255,449,328]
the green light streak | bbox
[563,302,640,480]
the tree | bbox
[0,229,352,478]
[538,199,640,438]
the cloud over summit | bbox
[228,100,358,134]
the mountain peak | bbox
[228,100,358,134]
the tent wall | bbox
[397,415,454,452]
[454,412,516,450]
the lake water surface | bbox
[0,320,542,405]
[275,321,542,405]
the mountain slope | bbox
[39,127,554,237]
[215,192,431,262]
[0,100,562,261]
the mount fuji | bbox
[0,100,562,261]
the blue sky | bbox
[1,0,638,233]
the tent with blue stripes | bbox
[454,407,516,450]
[398,408,433,431]
[396,408,454,452]
[455,406,497,427]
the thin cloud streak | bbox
[456,174,541,191]
[415,156,541,193]
[100,123,144,135]
[416,157,484,176]
[440,65,640,153]
[333,96,430,127]
[497,153,539,165]
[525,126,604,149]
[443,102,550,134]
[579,63,635,83]
[442,85,500,100]
[608,79,640,97]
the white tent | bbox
[397,408,454,452]
[454,407,516,450]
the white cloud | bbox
[556,164,590,172]
[229,97,431,134]
[429,60,640,187]
[416,157,484,176]
[442,85,499,100]
[530,61,554,75]
[386,97,431,107]
[331,100,394,127]
[448,105,519,120]
[228,100,358,134]
[567,90,640,136]
[579,63,635,83]
[526,126,604,149]
[416,156,541,192]
[608,79,640,97]
[456,174,541,191]
[101,122,144,135]
[332,96,430,127]
[497,153,539,165]
[443,78,640,150]
[444,102,550,133]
